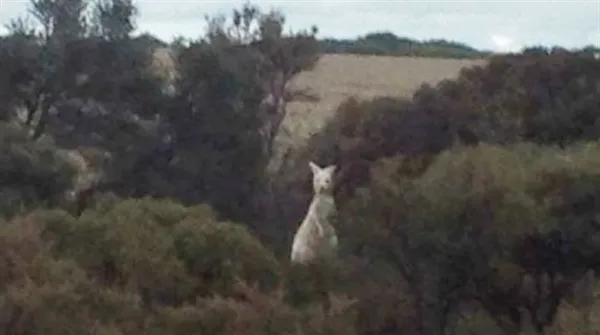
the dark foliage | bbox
[319,31,491,59]
[0,122,75,218]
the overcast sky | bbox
[0,0,599,52]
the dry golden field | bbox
[285,53,487,141]
[273,53,487,165]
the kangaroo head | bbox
[309,161,336,194]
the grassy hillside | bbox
[273,53,487,166]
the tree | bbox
[0,29,41,123]
[204,2,320,160]
[1,0,90,139]
[151,3,320,223]
[0,122,75,218]
[335,142,600,334]
[29,0,89,43]
[92,0,137,40]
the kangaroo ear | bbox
[309,161,321,174]
[324,165,336,175]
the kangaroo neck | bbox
[312,191,334,202]
[309,192,336,212]
[308,192,334,237]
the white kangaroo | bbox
[290,161,339,264]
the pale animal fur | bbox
[290,161,339,264]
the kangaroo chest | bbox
[310,195,336,220]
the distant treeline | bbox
[160,31,489,59]
[317,31,600,59]
[161,30,600,60]
[318,31,491,59]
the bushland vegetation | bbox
[1,0,600,334]
[319,31,491,59]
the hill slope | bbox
[275,53,487,164]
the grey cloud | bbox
[139,2,232,22]
[0,1,29,25]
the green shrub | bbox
[0,258,144,335]
[340,142,600,333]
[438,52,600,146]
[173,216,282,296]
[33,197,281,306]
[0,122,75,218]
[0,216,144,335]
[149,288,357,335]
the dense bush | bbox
[0,122,75,218]
[0,198,359,335]
[0,216,145,335]
[442,52,600,146]
[149,289,357,335]
[338,142,600,334]
[319,31,490,59]
[33,198,282,304]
